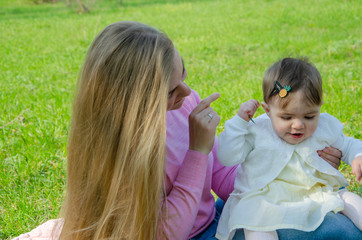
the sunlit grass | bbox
[0,0,361,238]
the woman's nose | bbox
[181,82,191,97]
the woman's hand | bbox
[317,147,342,169]
[189,93,220,155]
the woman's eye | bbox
[168,89,175,98]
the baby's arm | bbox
[334,133,362,181]
[217,100,259,166]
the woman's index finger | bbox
[194,93,220,112]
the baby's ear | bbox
[261,102,270,116]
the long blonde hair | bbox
[60,21,174,239]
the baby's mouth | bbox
[290,133,304,139]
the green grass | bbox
[0,0,361,238]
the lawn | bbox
[0,0,361,238]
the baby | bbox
[216,57,362,240]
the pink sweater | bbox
[164,90,236,239]
[12,90,237,240]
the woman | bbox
[13,21,359,240]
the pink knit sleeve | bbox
[161,150,209,240]
[161,90,236,239]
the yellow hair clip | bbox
[274,81,291,98]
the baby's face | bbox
[265,91,321,145]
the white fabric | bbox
[339,189,362,230]
[218,113,361,193]
[216,113,362,240]
[244,229,278,240]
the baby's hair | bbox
[262,57,323,108]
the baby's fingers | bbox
[245,100,259,115]
[351,159,362,181]
[352,167,362,181]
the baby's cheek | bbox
[273,125,286,138]
[307,125,318,138]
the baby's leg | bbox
[244,229,278,240]
[338,189,362,230]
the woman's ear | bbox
[261,102,271,116]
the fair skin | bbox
[238,90,362,180]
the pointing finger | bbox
[193,93,220,113]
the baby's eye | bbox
[281,116,291,120]
[305,116,315,120]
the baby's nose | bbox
[292,119,304,129]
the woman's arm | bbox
[161,150,209,240]
[161,93,221,240]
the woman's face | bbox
[167,48,191,111]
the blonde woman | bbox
[12,22,357,240]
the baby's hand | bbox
[237,99,260,122]
[351,155,362,181]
